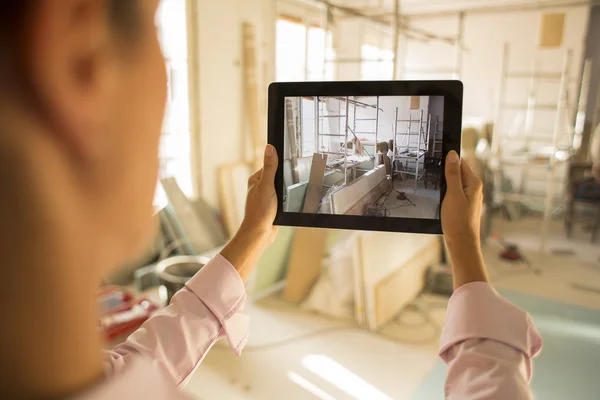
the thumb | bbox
[445,150,463,196]
[260,144,278,187]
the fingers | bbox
[445,150,463,197]
[260,144,278,188]
[460,159,483,199]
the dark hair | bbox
[108,0,141,39]
[0,1,141,86]
[0,1,140,40]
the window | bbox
[307,27,335,81]
[155,0,193,207]
[300,98,316,157]
[276,19,306,82]
[361,44,394,81]
[276,18,335,82]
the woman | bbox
[0,1,541,399]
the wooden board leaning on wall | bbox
[218,163,252,237]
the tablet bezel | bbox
[267,80,463,234]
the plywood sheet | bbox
[283,227,328,303]
[285,182,308,212]
[160,178,220,254]
[352,232,442,331]
[302,154,328,213]
[192,197,228,247]
[539,13,565,48]
[410,96,421,110]
[373,239,441,329]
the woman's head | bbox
[0,1,167,270]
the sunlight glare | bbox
[302,355,393,400]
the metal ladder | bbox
[491,42,575,253]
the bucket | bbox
[155,255,211,303]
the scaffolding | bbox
[491,42,575,253]
[392,109,431,192]
[430,116,443,157]
[285,0,465,81]
[311,96,381,187]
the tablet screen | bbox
[282,95,444,220]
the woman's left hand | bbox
[220,145,279,281]
[240,144,279,244]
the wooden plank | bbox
[410,96,421,110]
[352,233,367,327]
[302,154,328,213]
[242,23,264,171]
[278,14,303,24]
[383,153,392,175]
[218,163,252,237]
[539,13,565,48]
[282,228,328,303]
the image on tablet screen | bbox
[282,96,444,219]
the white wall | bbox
[352,96,443,142]
[406,6,589,122]
[191,0,276,207]
[404,7,589,197]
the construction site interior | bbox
[102,1,600,399]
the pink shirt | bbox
[75,255,542,399]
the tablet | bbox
[267,80,462,234]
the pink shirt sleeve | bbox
[439,282,543,399]
[102,254,248,388]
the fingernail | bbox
[447,151,459,164]
[265,145,274,157]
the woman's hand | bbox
[239,144,279,244]
[220,145,279,281]
[441,151,489,289]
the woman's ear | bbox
[21,0,117,160]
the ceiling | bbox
[325,0,588,16]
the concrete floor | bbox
[382,179,440,219]
[186,216,600,400]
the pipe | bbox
[309,0,458,46]
[392,0,401,80]
[375,97,380,161]
[344,96,350,186]
[454,12,465,79]
[332,96,382,110]
[371,0,588,18]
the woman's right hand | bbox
[441,150,489,289]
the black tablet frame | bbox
[267,80,463,234]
